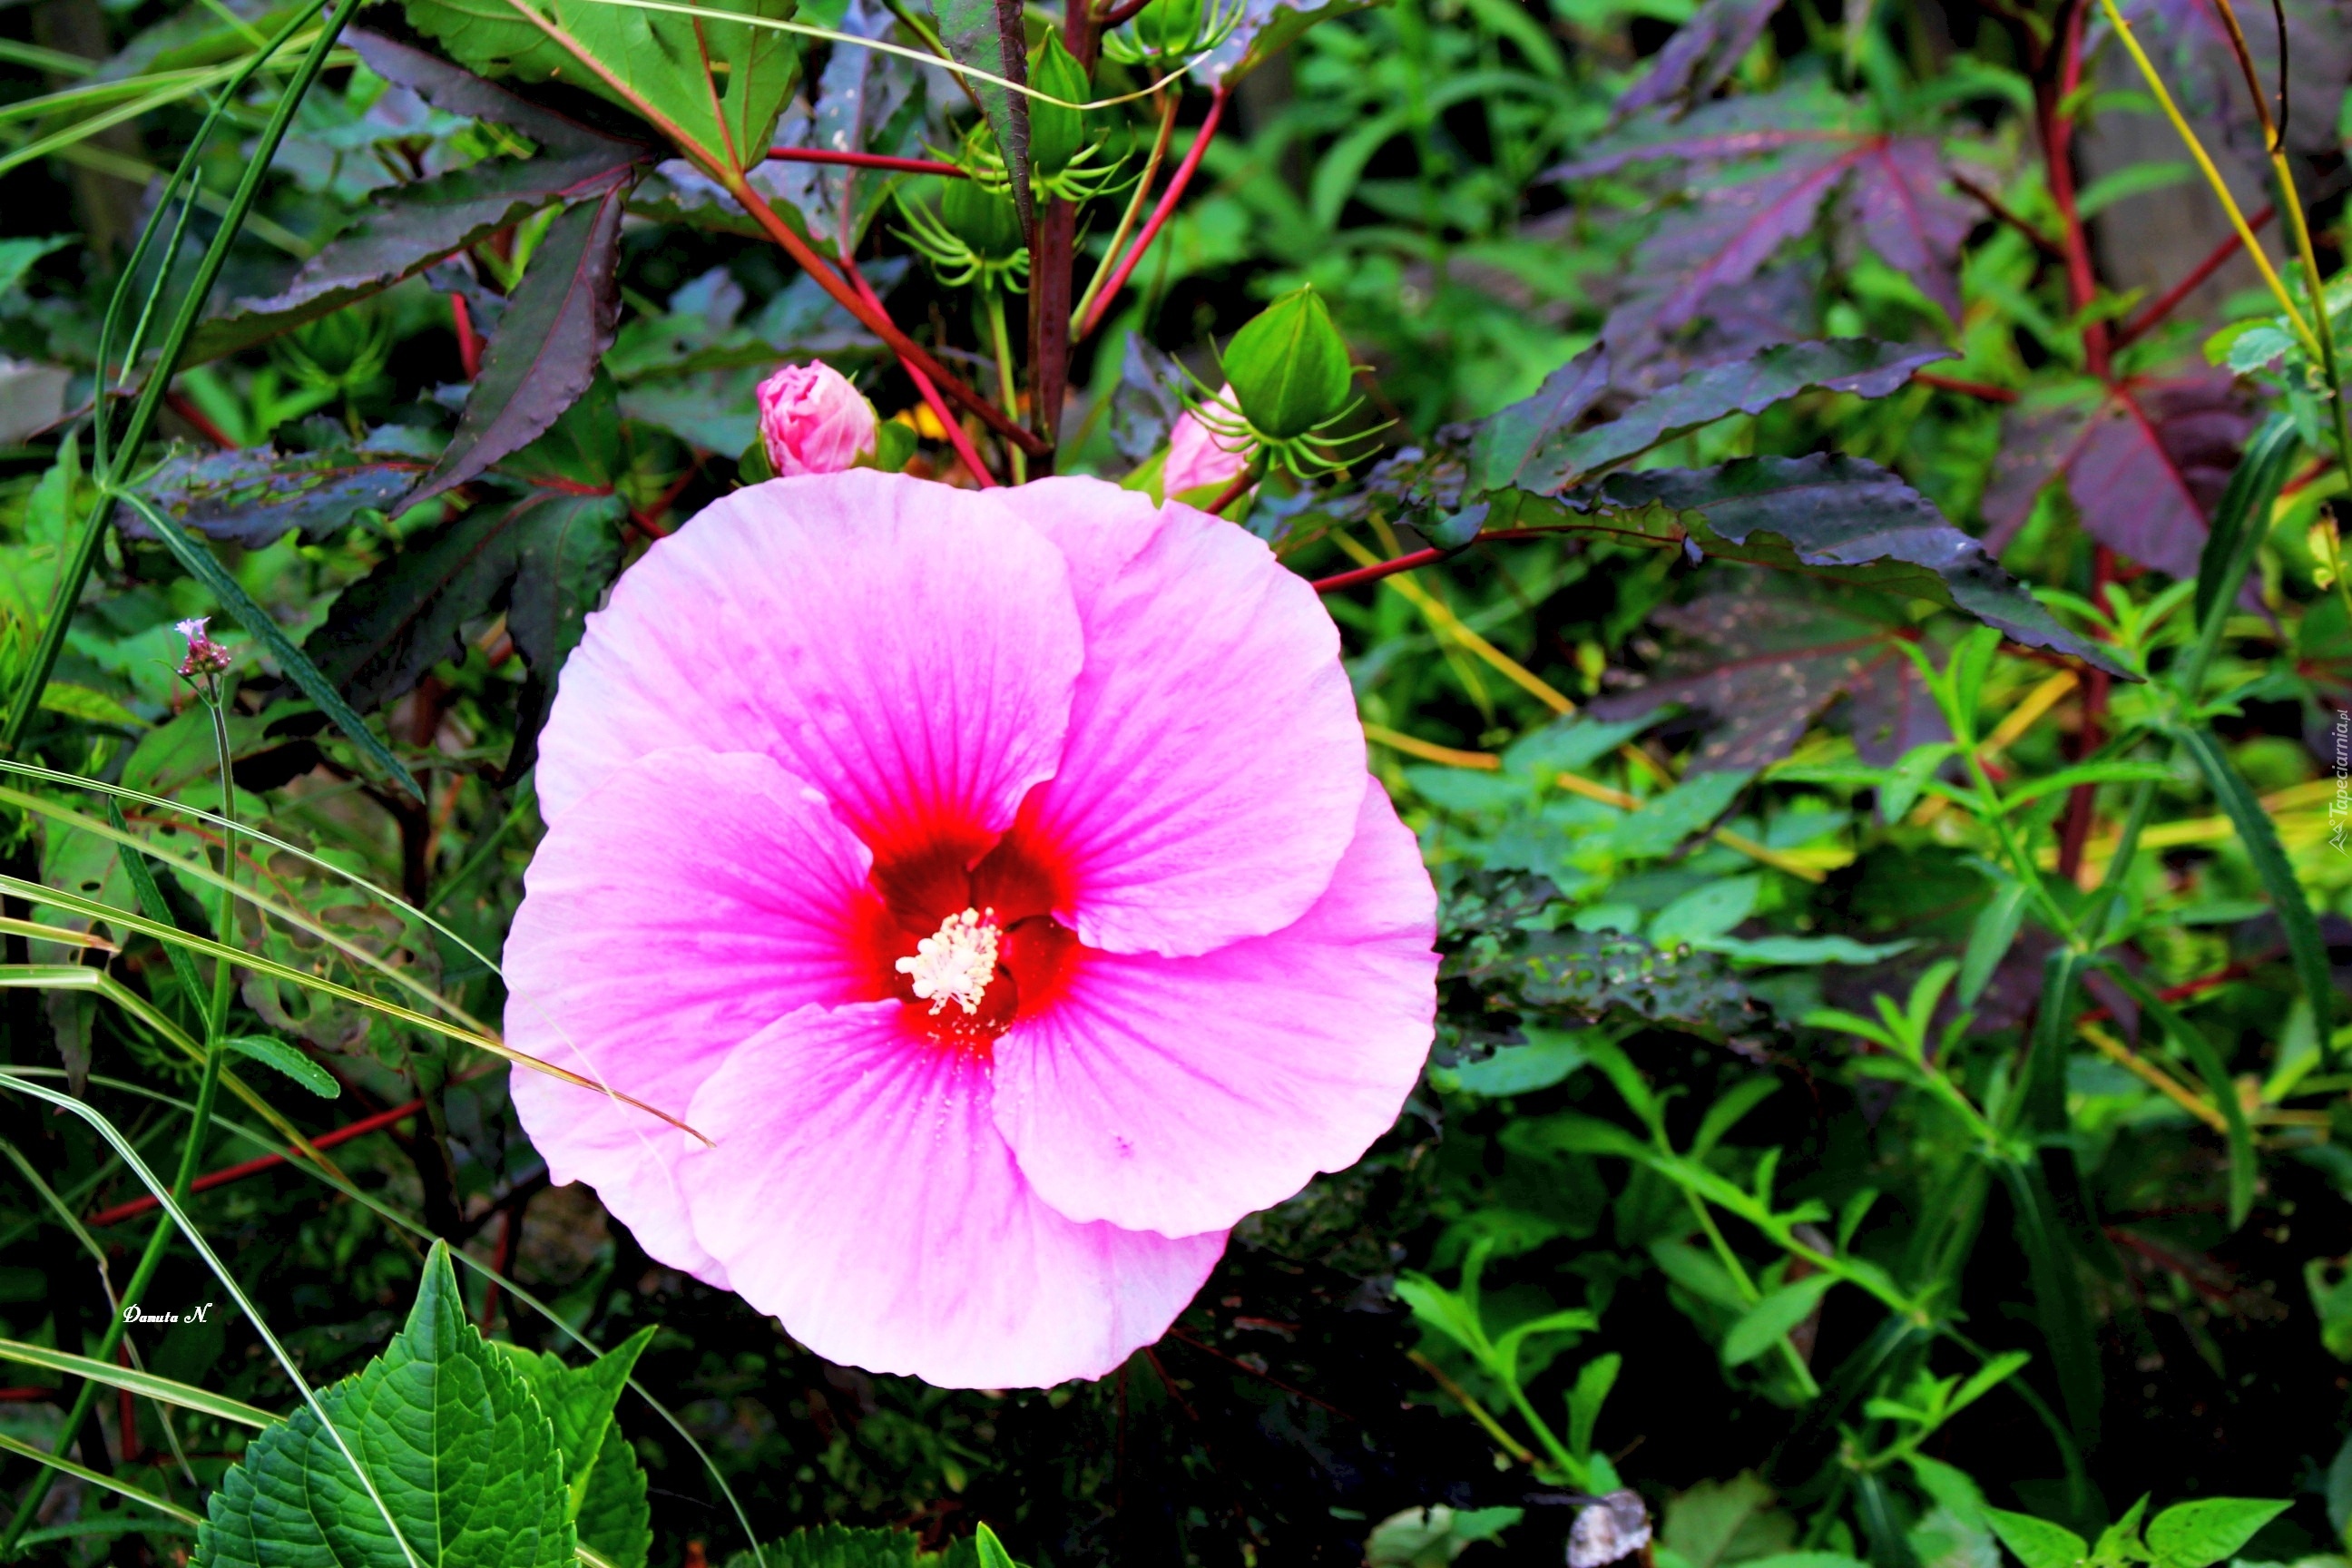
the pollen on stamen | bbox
[897,908,1002,1014]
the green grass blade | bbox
[2099,965,2257,1228]
[2174,721,2337,1065]
[0,1430,201,1526]
[0,1338,274,1428]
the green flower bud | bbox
[1221,286,1357,442]
[940,172,1025,260]
[1131,0,1205,54]
[1027,33,1093,181]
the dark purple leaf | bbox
[1492,338,1953,494]
[768,0,923,253]
[1842,137,1972,322]
[1642,147,1858,332]
[1468,344,1611,493]
[1551,84,1849,181]
[1612,0,1786,121]
[2116,0,2352,159]
[309,488,626,712]
[114,447,426,549]
[348,28,644,157]
[1202,0,1379,85]
[404,185,630,510]
[1602,255,1824,396]
[1111,336,1195,464]
[1590,574,1946,770]
[187,153,641,366]
[1581,454,2132,674]
[1981,374,2255,583]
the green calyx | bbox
[1221,286,1357,442]
[1028,34,1093,181]
[1133,0,1205,54]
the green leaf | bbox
[1566,1352,1621,1458]
[1958,879,2028,1008]
[1651,875,1761,946]
[975,1524,1018,1568]
[2175,722,2337,1063]
[2102,967,2256,1228]
[37,684,143,728]
[222,1035,340,1098]
[1981,1509,2088,1568]
[405,0,799,179]
[1662,1473,1794,1568]
[2190,416,2300,652]
[112,491,422,800]
[723,1524,940,1568]
[2143,1500,2290,1568]
[930,0,1032,227]
[490,1326,655,1514]
[1720,1273,1832,1367]
[195,1241,573,1568]
[573,1426,652,1568]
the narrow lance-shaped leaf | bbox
[113,446,426,549]
[1612,0,1786,120]
[931,0,1033,229]
[2174,722,2339,1062]
[112,492,423,799]
[404,185,629,509]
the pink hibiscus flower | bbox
[505,471,1437,1388]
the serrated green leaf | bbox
[195,1241,573,1568]
[2143,1500,2290,1568]
[573,1424,652,1568]
[1982,1508,2087,1568]
[491,1325,655,1515]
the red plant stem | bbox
[1077,84,1230,340]
[2113,203,2277,347]
[0,1390,50,1403]
[2056,544,2114,882]
[725,176,1050,457]
[1093,0,1151,25]
[86,1099,428,1228]
[766,146,965,179]
[162,390,237,451]
[838,251,999,486]
[1203,465,1256,515]
[1915,370,2021,403]
[1311,546,1446,593]
[2075,959,2256,1026]
[478,1205,518,1333]
[2282,456,2336,495]
[2043,0,2111,380]
[1953,172,2067,260]
[628,461,701,538]
[450,293,483,380]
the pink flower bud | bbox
[755,361,880,478]
[173,617,231,678]
[1161,385,1252,500]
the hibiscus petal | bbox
[505,748,887,1281]
[535,472,1084,868]
[680,1002,1226,1388]
[1004,482,1367,956]
[993,783,1436,1238]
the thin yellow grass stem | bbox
[2077,1022,2230,1132]
[2093,0,2319,358]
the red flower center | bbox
[850,821,1082,1047]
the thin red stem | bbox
[450,293,483,380]
[725,175,1050,457]
[1203,464,1256,515]
[1078,84,1230,340]
[1093,0,1151,25]
[838,251,1000,486]
[162,390,237,451]
[767,145,965,179]
[86,1099,428,1228]
[2075,958,2257,1026]
[2043,0,2111,379]
[1915,370,2021,403]
[2113,203,2277,347]
[1311,546,1446,593]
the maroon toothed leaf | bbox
[1612,0,1787,122]
[1551,83,1850,181]
[402,185,631,510]
[1590,574,1949,771]
[1842,137,1972,323]
[2112,0,2352,160]
[1644,147,1858,333]
[114,446,426,549]
[348,29,645,157]
[1981,373,2256,585]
